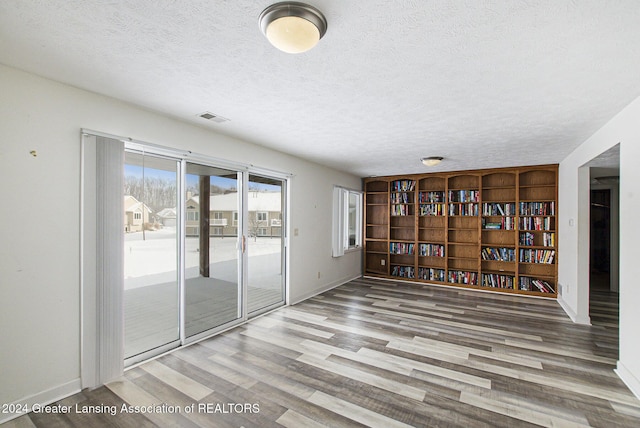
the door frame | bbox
[81,129,290,386]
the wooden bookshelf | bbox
[363,165,558,297]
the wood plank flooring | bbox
[6,277,639,427]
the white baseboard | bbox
[0,378,82,424]
[289,274,362,305]
[615,361,640,400]
[557,295,591,325]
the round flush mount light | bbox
[421,156,444,166]
[259,2,328,54]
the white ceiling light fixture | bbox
[259,2,328,54]
[421,156,444,166]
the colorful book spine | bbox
[481,274,515,289]
[519,202,555,216]
[519,249,555,264]
[390,242,415,255]
[391,265,415,278]
[391,180,416,192]
[418,243,445,257]
[419,203,445,216]
[418,191,445,203]
[519,216,552,230]
[447,270,478,285]
[519,277,555,293]
[418,267,445,281]
[481,247,516,262]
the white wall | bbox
[0,64,362,412]
[558,95,640,398]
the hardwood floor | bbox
[6,277,639,427]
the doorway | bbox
[121,146,288,365]
[587,160,619,347]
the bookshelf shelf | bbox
[363,165,558,297]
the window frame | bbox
[332,186,363,257]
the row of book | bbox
[391,180,416,192]
[519,216,553,231]
[390,192,412,203]
[519,249,555,264]
[519,277,555,293]
[448,270,478,285]
[481,247,516,262]
[481,273,515,289]
[483,217,515,230]
[390,242,414,255]
[482,203,516,216]
[418,191,445,203]
[419,243,445,257]
[391,265,415,278]
[448,203,479,216]
[389,265,556,294]
[519,232,555,247]
[419,203,445,216]
[448,190,480,202]
[391,204,413,216]
[519,201,555,216]
[418,267,445,281]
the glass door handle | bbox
[242,235,246,254]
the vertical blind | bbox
[82,134,124,387]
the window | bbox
[187,211,199,221]
[257,228,268,236]
[332,186,363,257]
[257,212,268,222]
[134,212,142,220]
[213,212,223,219]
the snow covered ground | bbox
[124,228,282,290]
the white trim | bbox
[332,186,363,257]
[0,379,81,424]
[615,361,640,400]
[557,294,592,325]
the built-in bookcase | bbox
[364,180,389,275]
[447,175,480,286]
[481,172,517,291]
[417,176,446,282]
[363,165,558,297]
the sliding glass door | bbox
[184,163,242,338]
[124,152,180,360]
[120,142,287,365]
[247,174,286,315]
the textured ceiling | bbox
[1,1,638,176]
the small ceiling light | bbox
[259,2,327,54]
[421,157,444,167]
